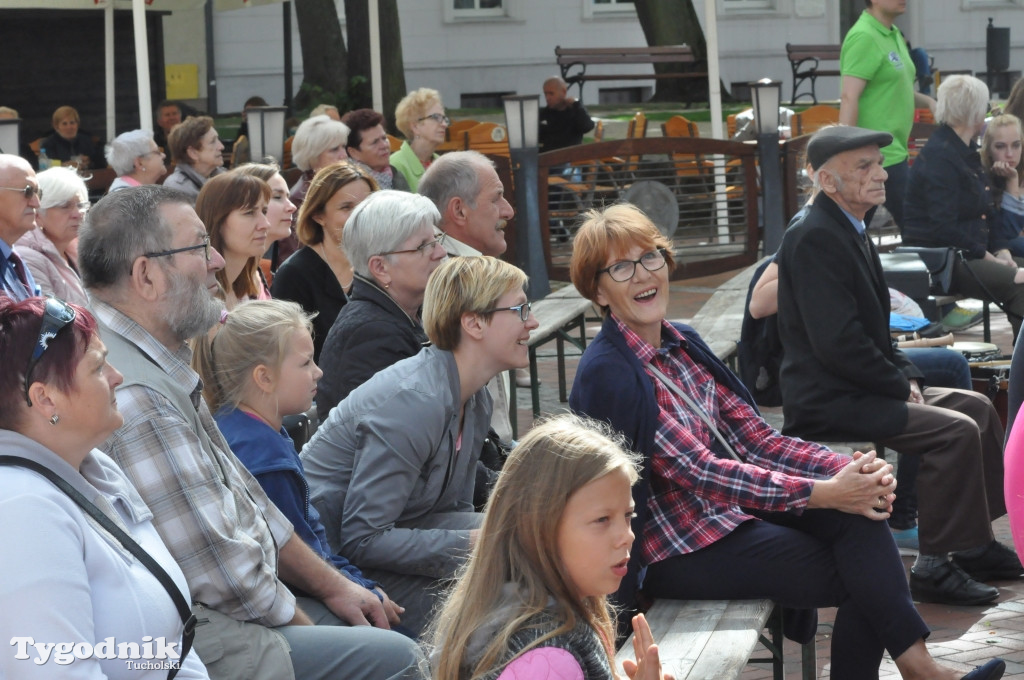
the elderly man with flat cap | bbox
[776,125,1020,607]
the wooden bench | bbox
[508,287,595,437]
[555,45,708,106]
[615,598,814,680]
[786,43,842,104]
[685,260,765,367]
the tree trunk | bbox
[345,0,408,132]
[293,0,348,111]
[633,0,720,103]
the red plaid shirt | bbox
[616,317,847,563]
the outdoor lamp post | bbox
[0,118,21,158]
[502,94,551,298]
[247,106,289,164]
[750,78,786,255]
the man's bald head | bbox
[543,77,570,109]
[0,154,39,244]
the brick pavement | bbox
[515,268,1024,678]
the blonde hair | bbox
[426,413,641,680]
[570,203,675,316]
[192,299,314,413]
[395,88,443,139]
[982,113,1024,204]
[52,105,79,129]
[422,256,527,351]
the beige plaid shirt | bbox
[94,300,297,626]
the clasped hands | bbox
[809,450,896,520]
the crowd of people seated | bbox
[3,67,1023,680]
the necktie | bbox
[2,251,31,301]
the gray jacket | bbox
[302,346,489,579]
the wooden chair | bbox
[661,115,714,183]
[626,111,647,139]
[387,134,403,153]
[462,122,510,157]
[791,104,839,137]
[727,114,738,139]
[661,114,700,139]
[445,119,479,142]
[914,108,935,124]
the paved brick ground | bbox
[516,267,1024,678]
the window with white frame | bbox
[583,0,635,19]
[721,0,776,11]
[453,0,505,15]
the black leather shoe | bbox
[952,541,1024,582]
[962,658,1006,680]
[910,561,999,605]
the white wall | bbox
[166,0,1024,116]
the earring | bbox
[140,165,146,171]
[384,281,390,289]
[49,413,59,425]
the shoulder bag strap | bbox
[645,363,743,463]
[0,456,196,679]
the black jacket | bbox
[776,192,923,440]
[315,275,428,422]
[270,246,348,362]
[903,123,1003,259]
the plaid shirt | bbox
[93,300,297,627]
[616,317,847,563]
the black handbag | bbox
[0,456,196,679]
[894,246,956,295]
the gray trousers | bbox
[192,598,424,680]
[880,387,1006,555]
[362,511,484,638]
[954,256,1024,337]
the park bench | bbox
[615,598,814,680]
[508,285,596,437]
[786,43,842,104]
[555,45,707,106]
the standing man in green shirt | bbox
[840,0,935,231]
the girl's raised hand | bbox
[621,614,674,680]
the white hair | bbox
[343,190,441,278]
[105,129,156,175]
[936,75,990,129]
[291,115,350,172]
[36,167,88,212]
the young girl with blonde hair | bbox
[192,299,404,628]
[427,413,668,680]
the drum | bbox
[968,358,1011,429]
[948,341,1001,363]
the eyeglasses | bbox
[597,249,668,283]
[380,233,447,257]
[417,113,450,126]
[54,199,91,212]
[484,301,532,322]
[0,185,43,201]
[144,236,212,262]
[24,296,77,406]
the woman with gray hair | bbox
[315,190,447,420]
[14,167,89,304]
[904,74,1024,340]
[105,129,166,192]
[289,114,351,209]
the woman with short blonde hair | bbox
[303,256,537,638]
[391,88,448,192]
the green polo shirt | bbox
[840,10,916,167]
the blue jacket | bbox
[569,315,756,604]
[214,407,379,596]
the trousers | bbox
[643,509,928,680]
[879,387,1005,555]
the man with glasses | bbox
[77,185,424,680]
[419,150,520,436]
[776,125,1020,606]
[0,154,41,301]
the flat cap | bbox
[807,125,893,170]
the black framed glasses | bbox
[144,236,212,262]
[25,296,77,406]
[484,301,532,322]
[417,113,450,126]
[380,233,447,257]
[0,184,43,201]
[597,248,668,283]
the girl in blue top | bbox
[192,298,406,630]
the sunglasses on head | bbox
[24,297,77,407]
